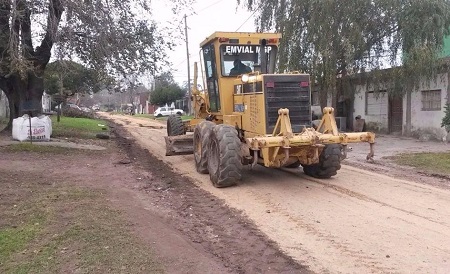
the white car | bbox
[154,107,184,117]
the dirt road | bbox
[106,114,450,274]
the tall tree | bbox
[0,0,192,129]
[239,0,450,106]
[150,72,185,106]
[44,60,115,96]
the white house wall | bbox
[353,73,448,137]
[1,91,55,116]
[0,90,8,118]
[408,73,448,138]
[42,92,52,113]
[353,85,389,131]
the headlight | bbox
[241,74,249,83]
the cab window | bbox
[203,44,220,112]
[220,45,278,76]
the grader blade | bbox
[164,135,194,156]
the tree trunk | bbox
[405,90,412,136]
[3,72,44,132]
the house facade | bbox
[352,73,449,140]
[42,92,52,113]
[0,90,8,119]
[0,90,53,118]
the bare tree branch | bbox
[35,0,64,67]
[10,0,20,65]
[0,1,11,75]
[18,0,34,59]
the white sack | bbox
[12,114,52,142]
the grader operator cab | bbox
[165,32,375,188]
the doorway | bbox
[389,97,403,134]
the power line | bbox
[172,52,200,70]
[235,8,258,32]
[169,0,231,73]
[173,58,187,68]
[186,0,226,17]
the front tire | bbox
[207,125,242,188]
[167,115,185,136]
[302,144,342,178]
[194,121,215,174]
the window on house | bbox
[421,90,441,111]
[365,90,388,115]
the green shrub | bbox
[442,103,450,133]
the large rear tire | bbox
[207,125,242,188]
[194,121,215,174]
[167,115,185,136]
[302,144,342,178]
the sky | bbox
[151,0,257,85]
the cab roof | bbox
[200,32,282,47]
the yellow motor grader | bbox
[165,32,375,188]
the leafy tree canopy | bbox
[239,0,450,97]
[0,0,192,129]
[44,60,115,96]
[442,103,450,132]
[150,72,185,106]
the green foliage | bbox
[44,60,115,96]
[0,0,194,123]
[150,84,185,106]
[150,72,185,106]
[240,0,450,97]
[442,103,450,132]
[0,0,193,78]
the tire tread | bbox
[167,115,185,136]
[208,125,242,187]
[302,144,342,179]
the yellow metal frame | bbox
[246,108,375,168]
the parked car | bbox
[154,107,184,117]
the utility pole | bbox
[184,14,192,115]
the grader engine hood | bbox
[235,73,313,136]
[262,74,312,134]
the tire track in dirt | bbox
[106,114,450,274]
[112,121,311,274]
[281,169,450,227]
